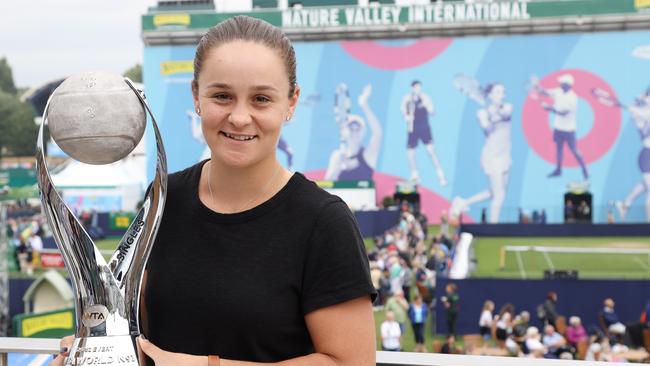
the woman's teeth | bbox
[223,132,255,141]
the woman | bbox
[52,16,376,366]
[408,295,429,352]
[615,89,650,221]
[451,83,512,223]
[478,300,495,340]
[325,85,382,181]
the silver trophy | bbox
[36,72,167,365]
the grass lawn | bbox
[472,236,650,279]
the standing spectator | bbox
[495,312,513,344]
[408,295,428,352]
[442,283,460,336]
[566,316,588,348]
[378,269,392,305]
[381,311,402,352]
[439,210,449,237]
[385,290,409,334]
[401,261,413,299]
[538,291,559,327]
[17,238,33,275]
[479,300,495,340]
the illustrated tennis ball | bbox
[47,71,145,165]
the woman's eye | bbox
[213,93,231,102]
[254,95,271,104]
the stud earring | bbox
[196,107,201,115]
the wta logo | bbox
[82,305,109,328]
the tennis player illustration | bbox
[401,80,447,185]
[531,74,589,180]
[451,76,512,223]
[325,84,382,181]
[601,88,650,221]
[188,109,294,168]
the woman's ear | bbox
[191,80,200,114]
[287,85,301,120]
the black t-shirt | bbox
[144,160,376,363]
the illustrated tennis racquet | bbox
[453,73,485,105]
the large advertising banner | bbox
[144,30,650,224]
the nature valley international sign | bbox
[142,0,644,34]
[282,1,530,28]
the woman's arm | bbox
[138,296,376,366]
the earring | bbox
[196,107,201,115]
[285,115,291,121]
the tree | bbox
[123,64,142,83]
[0,91,37,157]
[0,58,17,95]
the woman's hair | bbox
[483,300,494,311]
[193,15,297,97]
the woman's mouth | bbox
[221,131,256,141]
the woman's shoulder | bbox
[289,173,347,212]
[167,160,206,191]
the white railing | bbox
[0,337,625,366]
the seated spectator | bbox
[542,324,570,358]
[601,298,625,334]
[512,311,531,347]
[479,300,495,340]
[525,327,546,358]
[440,334,462,354]
[585,342,605,361]
[566,316,588,347]
[381,311,402,352]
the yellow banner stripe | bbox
[153,14,191,27]
[160,61,194,76]
[22,312,73,337]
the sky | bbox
[0,0,158,89]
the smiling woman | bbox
[50,15,377,366]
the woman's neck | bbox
[203,158,289,213]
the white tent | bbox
[50,154,146,212]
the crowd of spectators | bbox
[370,204,649,362]
[472,294,649,362]
[5,201,49,275]
[371,203,464,351]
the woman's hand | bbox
[138,335,207,366]
[49,335,74,366]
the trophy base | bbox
[65,335,143,366]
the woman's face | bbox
[341,116,365,148]
[488,84,505,103]
[193,41,299,168]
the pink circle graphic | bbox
[522,69,622,166]
[303,170,473,224]
[340,39,453,70]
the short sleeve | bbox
[301,200,377,314]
